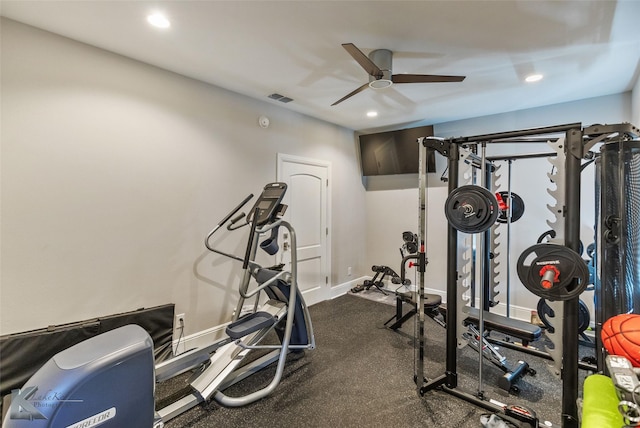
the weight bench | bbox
[384,291,444,330]
[351,265,402,295]
[461,307,542,347]
[385,291,539,393]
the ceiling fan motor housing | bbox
[368,49,393,88]
[331,43,465,105]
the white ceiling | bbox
[2,1,640,132]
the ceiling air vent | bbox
[268,93,294,103]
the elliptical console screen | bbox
[248,182,287,226]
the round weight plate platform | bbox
[497,191,525,223]
[444,185,499,234]
[516,243,590,301]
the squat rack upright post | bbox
[562,128,584,427]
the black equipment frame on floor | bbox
[416,123,587,427]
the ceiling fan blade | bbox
[331,82,370,106]
[392,74,466,84]
[342,43,383,78]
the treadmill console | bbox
[248,182,287,226]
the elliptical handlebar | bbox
[220,193,254,226]
[205,193,254,252]
[227,213,247,230]
[242,207,261,270]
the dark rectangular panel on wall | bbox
[359,125,435,176]
[0,304,174,398]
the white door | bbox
[277,154,331,306]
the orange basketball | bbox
[602,313,640,367]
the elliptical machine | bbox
[2,182,315,428]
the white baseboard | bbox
[486,301,535,323]
[330,276,367,299]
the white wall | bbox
[365,93,632,319]
[0,19,366,336]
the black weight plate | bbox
[444,185,499,234]
[403,231,416,243]
[578,299,590,334]
[405,241,418,254]
[516,243,590,301]
[496,191,525,223]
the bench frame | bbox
[385,292,537,393]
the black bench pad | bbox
[464,307,541,342]
[396,291,442,308]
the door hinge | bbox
[326,179,328,187]
[326,227,328,236]
[325,276,328,284]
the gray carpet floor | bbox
[158,292,592,427]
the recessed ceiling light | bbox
[147,13,171,29]
[525,74,543,83]
[366,111,378,118]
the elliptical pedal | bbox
[226,311,278,340]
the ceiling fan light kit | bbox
[333,43,466,106]
[369,79,392,89]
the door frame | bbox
[277,153,332,300]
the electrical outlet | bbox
[347,266,352,276]
[173,313,186,355]
[175,313,185,329]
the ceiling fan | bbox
[332,43,466,106]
